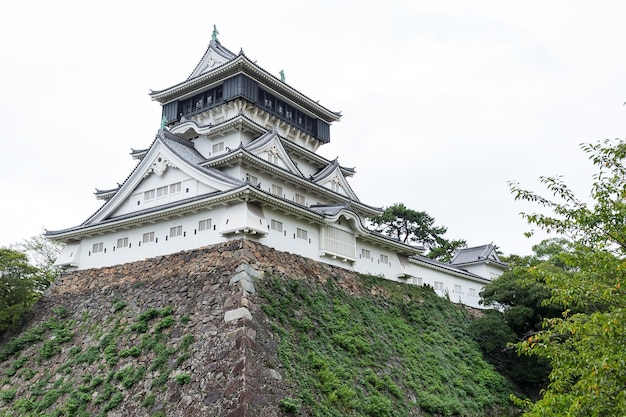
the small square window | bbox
[380,254,389,264]
[271,219,283,232]
[156,185,168,198]
[296,228,307,240]
[198,219,212,231]
[454,284,462,294]
[295,193,305,205]
[144,189,155,201]
[92,242,104,253]
[169,182,182,194]
[247,175,258,186]
[117,237,128,248]
[170,226,182,238]
[212,142,224,153]
[434,281,444,291]
[468,288,477,297]
[361,249,371,259]
[271,184,283,197]
[143,232,155,243]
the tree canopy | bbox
[0,236,62,332]
[0,248,48,332]
[509,139,626,416]
[369,203,466,261]
[469,239,567,395]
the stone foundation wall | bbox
[2,239,362,416]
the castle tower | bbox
[46,31,501,309]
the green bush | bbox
[0,388,16,403]
[174,373,191,385]
[278,397,300,413]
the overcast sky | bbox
[2,1,626,256]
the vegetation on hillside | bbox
[258,272,513,416]
[0,303,194,416]
[468,239,568,396]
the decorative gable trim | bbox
[144,156,176,177]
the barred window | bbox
[199,219,212,231]
[170,226,183,238]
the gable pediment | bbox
[312,164,359,201]
[83,133,243,226]
[187,40,238,80]
[243,131,303,177]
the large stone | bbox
[223,307,252,323]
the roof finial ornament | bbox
[279,70,285,83]
[160,115,168,131]
[212,25,220,42]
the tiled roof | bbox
[449,243,506,267]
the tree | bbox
[369,203,466,261]
[10,234,62,287]
[469,239,567,395]
[0,248,49,332]
[508,139,626,416]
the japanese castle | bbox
[47,32,506,309]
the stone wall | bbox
[1,239,360,416]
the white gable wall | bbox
[111,168,217,217]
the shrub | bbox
[174,373,191,385]
[0,388,16,403]
[278,397,300,413]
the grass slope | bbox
[259,273,513,417]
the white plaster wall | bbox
[63,205,489,309]
[73,208,229,270]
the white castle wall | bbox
[57,206,491,309]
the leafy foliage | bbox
[369,203,466,261]
[469,239,570,395]
[0,248,50,332]
[258,273,512,416]
[508,139,626,416]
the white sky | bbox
[2,0,626,256]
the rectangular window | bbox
[295,193,306,205]
[212,142,224,153]
[117,237,128,248]
[169,182,182,194]
[156,185,168,198]
[92,242,104,253]
[434,281,444,291]
[416,277,423,286]
[247,175,258,186]
[454,284,462,294]
[380,254,389,264]
[296,228,307,240]
[271,219,283,232]
[322,225,356,259]
[468,288,477,297]
[143,232,155,243]
[361,249,371,259]
[144,189,155,201]
[271,184,283,197]
[198,219,212,231]
[170,226,182,238]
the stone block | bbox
[223,307,252,323]
[239,279,256,294]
